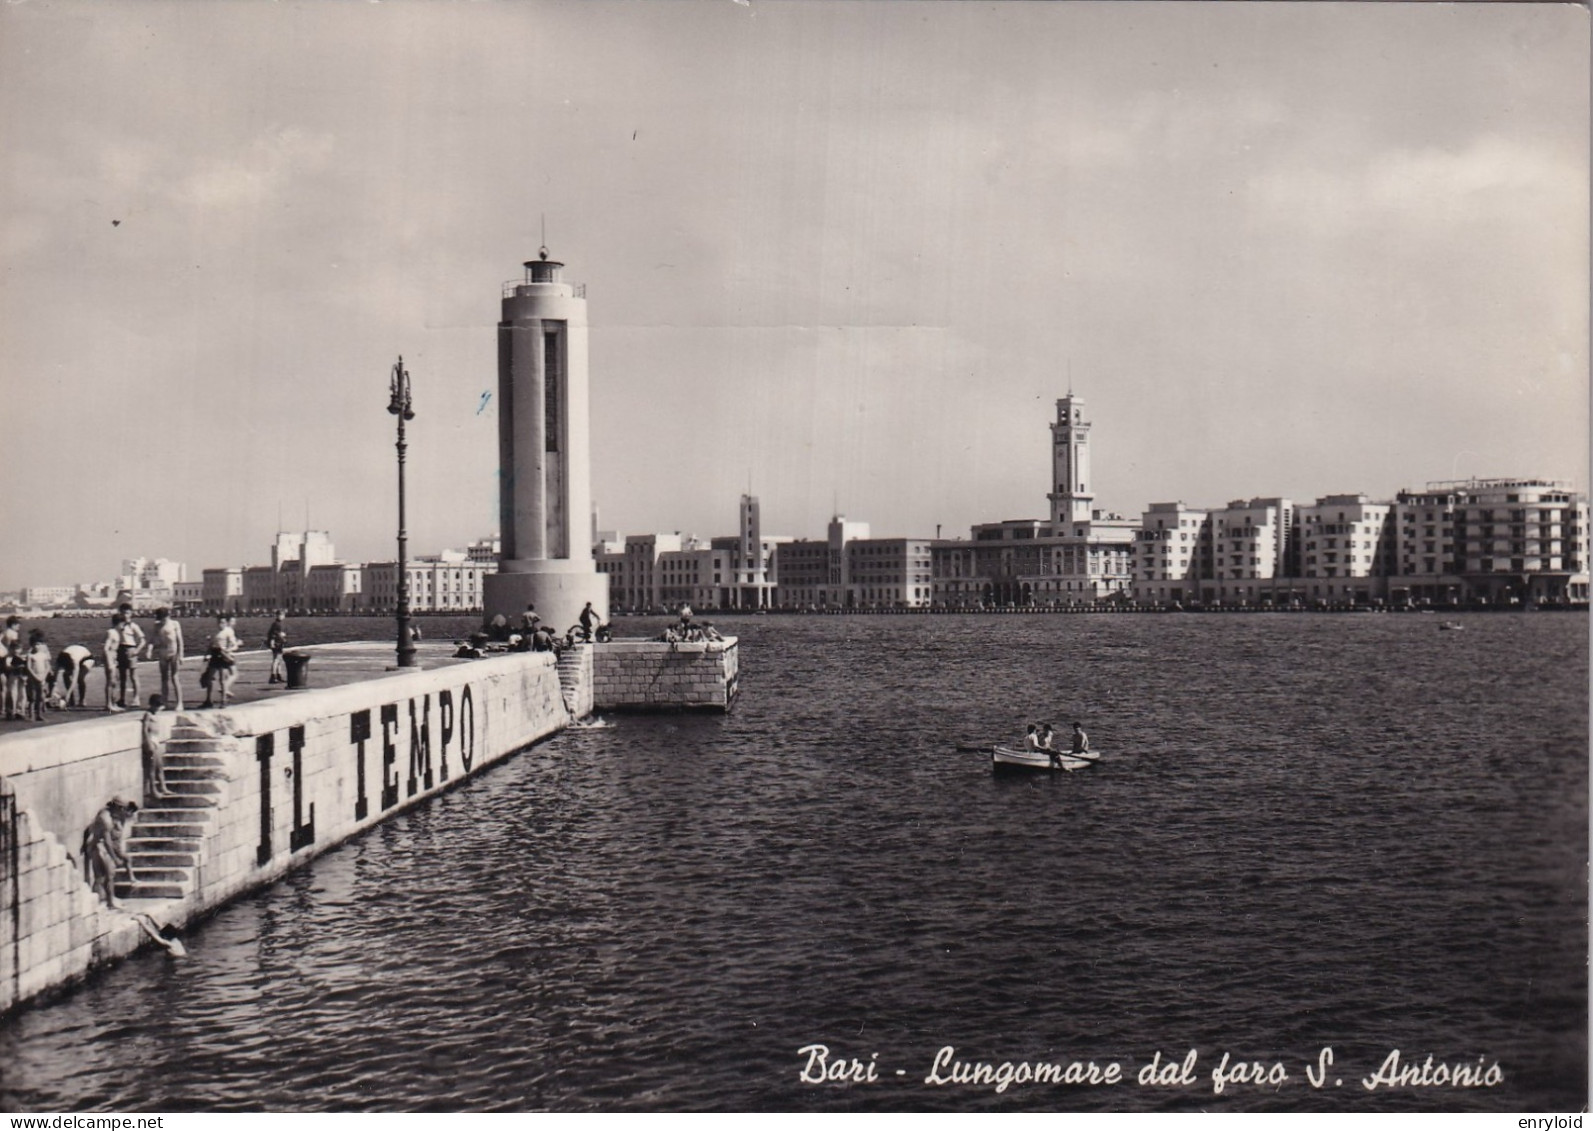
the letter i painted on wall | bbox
[350,710,371,820]
[380,704,400,810]
[255,733,274,866]
[289,725,316,851]
[407,696,434,797]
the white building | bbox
[201,568,243,613]
[1391,479,1588,605]
[20,586,77,608]
[361,561,486,613]
[242,565,278,612]
[1296,494,1394,604]
[933,395,1137,608]
[305,564,363,611]
[1205,497,1297,605]
[272,531,336,571]
[596,533,699,613]
[117,557,188,609]
[1132,503,1212,605]
[775,517,934,609]
[708,494,787,610]
[465,536,501,565]
[657,546,737,611]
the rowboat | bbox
[991,745,1099,772]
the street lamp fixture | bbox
[388,355,417,668]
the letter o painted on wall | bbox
[459,684,475,772]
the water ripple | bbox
[0,614,1583,1111]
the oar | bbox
[1041,748,1099,766]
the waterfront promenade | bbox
[0,642,472,740]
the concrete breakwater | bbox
[0,636,737,1015]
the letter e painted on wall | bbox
[380,703,400,810]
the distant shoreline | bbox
[14,602,1586,622]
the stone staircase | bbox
[115,718,234,904]
[555,645,593,720]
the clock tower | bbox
[1048,394,1094,529]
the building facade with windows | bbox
[932,395,1138,608]
[1391,478,1588,605]
[596,533,697,613]
[710,494,786,610]
[359,560,486,613]
[772,518,933,609]
[304,564,363,611]
[201,568,243,613]
[1132,503,1212,605]
[241,565,278,612]
[1123,480,1586,607]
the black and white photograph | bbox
[0,0,1586,1117]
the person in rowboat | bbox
[1036,723,1070,768]
[1070,721,1090,754]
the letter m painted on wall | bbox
[407,696,434,797]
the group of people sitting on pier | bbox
[660,605,723,644]
[463,601,611,658]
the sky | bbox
[1,0,1587,591]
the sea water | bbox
[0,613,1584,1112]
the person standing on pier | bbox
[1,616,22,720]
[113,603,147,709]
[141,695,173,800]
[152,608,185,711]
[200,614,241,708]
[266,611,288,684]
[102,613,125,712]
[23,630,52,722]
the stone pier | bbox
[0,634,737,1015]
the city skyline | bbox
[3,1,1586,593]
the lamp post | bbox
[388,355,417,668]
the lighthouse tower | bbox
[482,249,609,630]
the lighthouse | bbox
[482,249,609,631]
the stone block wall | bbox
[0,781,145,1014]
[0,718,146,865]
[0,650,572,1015]
[591,638,739,711]
[167,651,571,913]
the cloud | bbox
[1250,133,1585,236]
[181,126,337,211]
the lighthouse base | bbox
[484,564,609,636]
